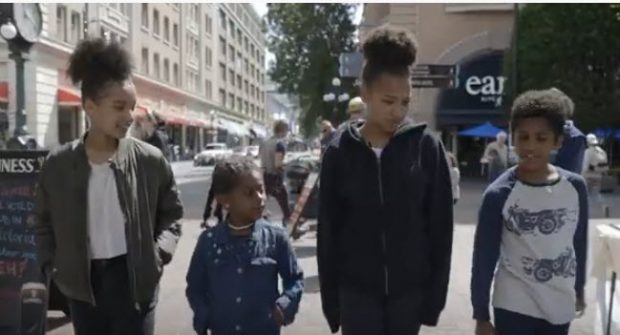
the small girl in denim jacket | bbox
[186,157,304,335]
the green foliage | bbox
[504,4,620,132]
[266,4,358,136]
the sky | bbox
[251,3,364,70]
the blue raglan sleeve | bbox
[555,132,586,174]
[186,231,212,334]
[471,184,508,321]
[275,228,304,324]
[569,174,589,298]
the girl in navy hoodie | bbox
[317,25,454,335]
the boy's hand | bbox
[273,305,285,326]
[576,297,587,318]
[475,320,496,335]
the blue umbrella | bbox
[594,128,620,139]
[458,122,505,139]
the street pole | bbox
[9,43,26,137]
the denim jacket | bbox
[186,219,304,335]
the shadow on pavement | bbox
[304,275,320,294]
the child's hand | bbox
[576,297,587,318]
[475,320,496,335]
[273,305,285,326]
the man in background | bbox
[260,121,291,227]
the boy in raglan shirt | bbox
[471,90,588,335]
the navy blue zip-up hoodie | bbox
[317,120,454,332]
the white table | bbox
[591,221,620,335]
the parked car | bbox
[194,143,232,166]
[284,138,316,165]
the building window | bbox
[237,75,242,90]
[229,45,235,63]
[229,69,235,86]
[236,28,242,45]
[220,63,226,82]
[173,63,179,85]
[153,9,160,36]
[141,4,148,28]
[56,5,67,42]
[195,5,201,24]
[205,14,212,34]
[154,53,160,79]
[219,9,226,31]
[141,48,149,74]
[205,80,212,100]
[164,17,170,42]
[70,11,81,43]
[244,58,249,75]
[250,104,254,116]
[244,37,249,52]
[250,84,255,98]
[256,69,260,82]
[205,47,212,67]
[229,20,235,38]
[244,80,249,95]
[244,101,249,114]
[229,93,235,109]
[164,59,170,82]
[220,37,226,57]
[219,89,226,106]
[250,44,255,59]
[250,64,255,80]
[173,24,179,47]
[237,97,242,112]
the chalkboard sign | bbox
[0,150,48,335]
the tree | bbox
[504,4,620,132]
[266,4,358,136]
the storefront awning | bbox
[0,82,8,103]
[58,87,81,107]
[218,119,250,137]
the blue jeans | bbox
[494,308,569,335]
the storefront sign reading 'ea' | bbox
[464,75,507,107]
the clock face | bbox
[13,4,42,43]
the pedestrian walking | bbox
[337,96,366,132]
[582,133,609,207]
[317,25,454,335]
[129,110,171,159]
[471,90,588,335]
[548,87,587,174]
[447,152,460,205]
[481,131,508,183]
[259,120,292,227]
[186,157,304,335]
[34,38,184,335]
[320,120,336,155]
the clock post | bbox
[0,3,42,150]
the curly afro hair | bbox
[67,38,133,105]
[511,90,567,137]
[212,157,260,195]
[362,25,418,85]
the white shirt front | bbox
[493,178,580,324]
[87,161,127,260]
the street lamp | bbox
[323,77,350,121]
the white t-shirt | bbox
[371,147,382,159]
[87,161,127,260]
[493,177,580,324]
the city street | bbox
[44,161,619,335]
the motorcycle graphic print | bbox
[504,204,575,236]
[521,248,577,283]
